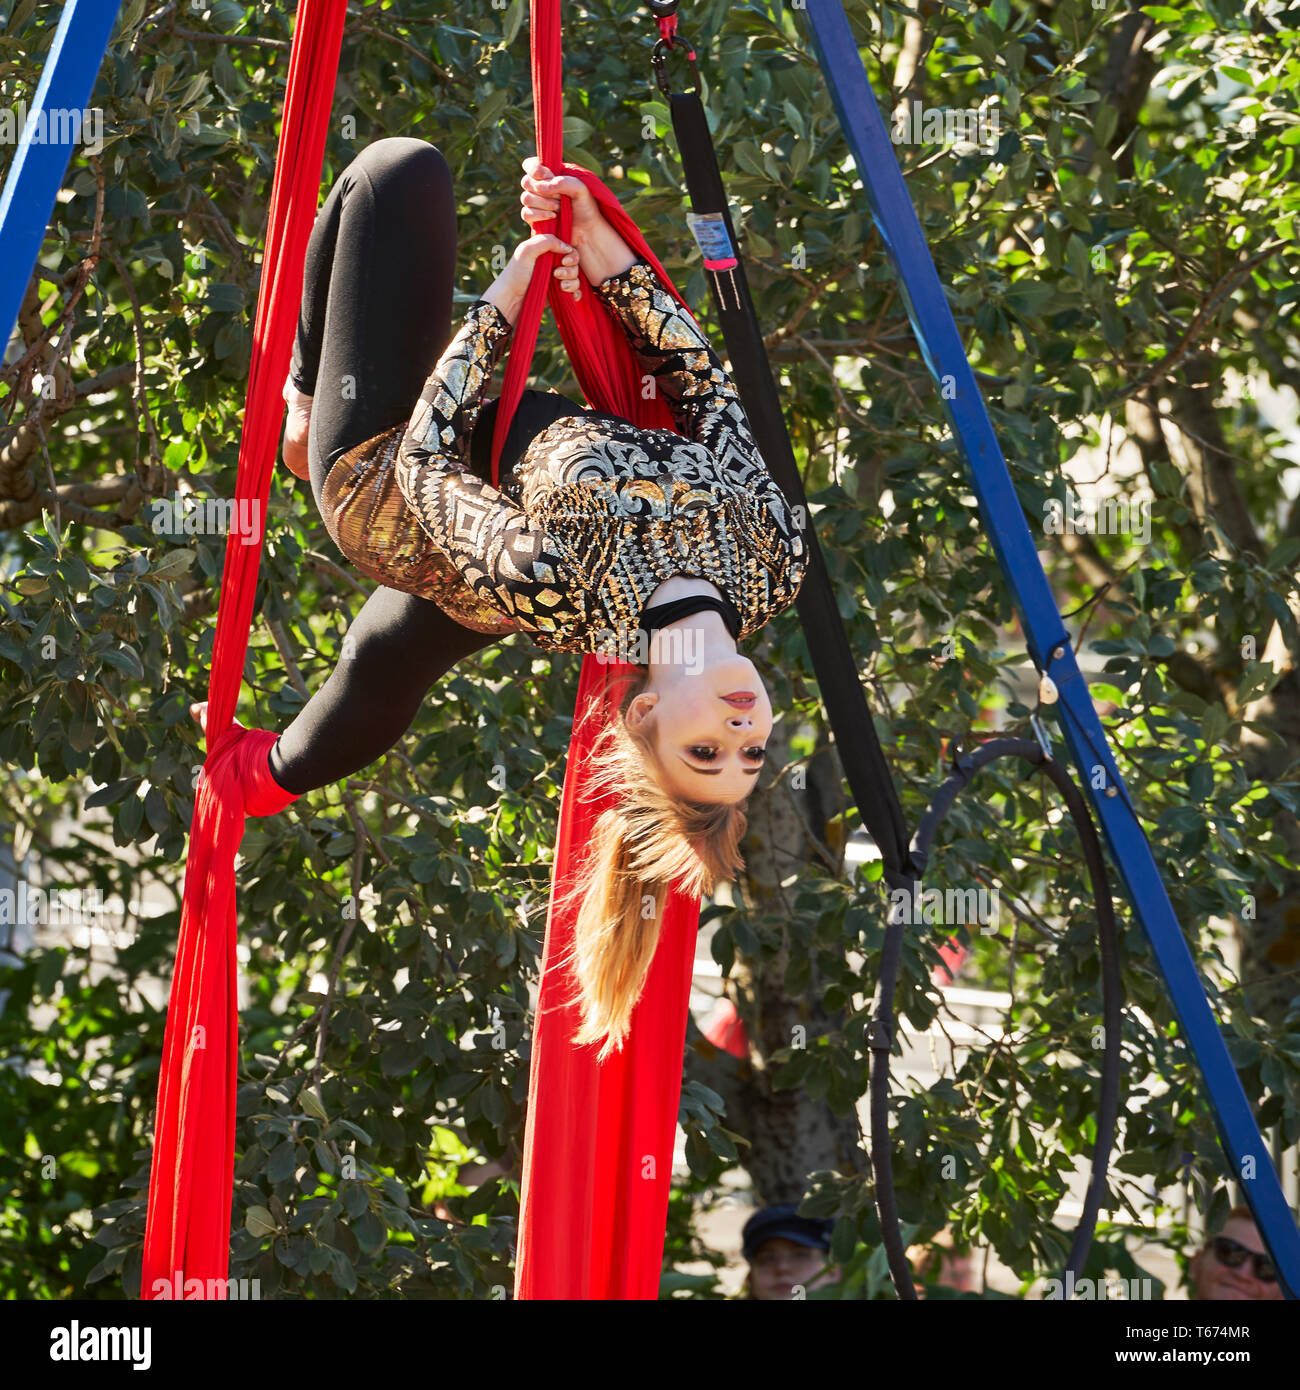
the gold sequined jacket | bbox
[319,259,807,655]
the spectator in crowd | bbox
[740,1204,839,1299]
[1189,1205,1282,1301]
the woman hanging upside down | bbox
[195,137,806,1054]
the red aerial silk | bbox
[143,0,708,1301]
[141,0,348,1298]
[514,659,702,1299]
[504,0,712,1300]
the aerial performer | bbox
[194,136,807,1056]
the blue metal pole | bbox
[0,0,123,345]
[801,0,1300,1296]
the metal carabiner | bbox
[650,33,701,97]
[647,0,700,102]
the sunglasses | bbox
[1210,1235,1276,1283]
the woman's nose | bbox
[726,714,753,730]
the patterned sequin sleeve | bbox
[394,298,576,624]
[591,260,766,472]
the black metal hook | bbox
[650,31,700,98]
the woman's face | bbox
[626,651,773,805]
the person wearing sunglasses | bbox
[1189,1206,1283,1300]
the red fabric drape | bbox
[514,658,701,1300]
[508,0,709,1300]
[141,0,347,1299]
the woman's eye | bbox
[688,746,716,762]
[745,746,766,762]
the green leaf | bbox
[1264,537,1300,572]
[1094,101,1118,148]
[710,923,734,977]
[245,1205,276,1238]
[1003,278,1054,316]
[206,281,245,313]
[1187,761,1214,804]
[353,1208,387,1255]
[684,1129,714,1180]
[101,645,145,680]
[266,1140,297,1183]
[144,786,170,834]
[300,1088,327,1121]
[330,1248,358,1292]
[85,777,138,810]
[151,548,195,580]
[477,88,510,130]
[734,141,767,179]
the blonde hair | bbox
[555,669,748,1061]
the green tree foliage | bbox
[1,0,1298,1299]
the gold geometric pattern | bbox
[321,261,807,656]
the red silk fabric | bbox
[141,0,347,1298]
[505,0,707,1301]
[514,660,702,1300]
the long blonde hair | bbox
[555,669,748,1061]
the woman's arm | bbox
[395,266,574,619]
[396,431,573,623]
[519,162,757,462]
[576,216,638,290]
[403,296,514,466]
[591,261,763,471]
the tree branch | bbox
[1114,241,1286,405]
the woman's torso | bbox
[318,257,808,653]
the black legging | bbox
[270,137,504,795]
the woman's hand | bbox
[520,158,636,288]
[520,157,605,242]
[482,231,581,326]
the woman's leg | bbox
[290,135,460,489]
[269,585,499,795]
[268,137,501,795]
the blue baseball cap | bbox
[742,1204,834,1262]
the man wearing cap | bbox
[741,1204,840,1300]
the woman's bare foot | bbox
[190,701,246,736]
[282,374,313,481]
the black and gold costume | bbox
[323,260,807,656]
